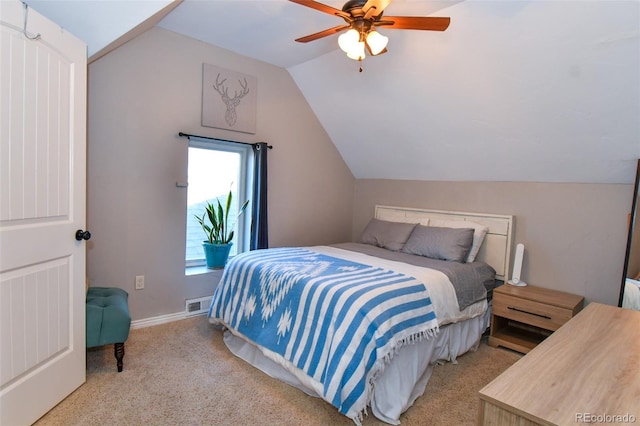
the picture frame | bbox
[202,63,257,134]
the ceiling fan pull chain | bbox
[359,59,363,73]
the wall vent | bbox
[185,296,213,316]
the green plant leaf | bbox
[216,200,224,243]
[196,184,249,246]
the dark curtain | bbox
[250,142,269,250]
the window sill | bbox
[185,265,224,277]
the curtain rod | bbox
[178,132,272,149]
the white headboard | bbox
[375,205,514,281]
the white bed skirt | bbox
[222,308,491,424]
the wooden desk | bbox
[478,303,640,425]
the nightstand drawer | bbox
[493,293,574,331]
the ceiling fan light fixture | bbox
[366,29,388,55]
[346,40,366,60]
[289,0,451,68]
[338,29,360,53]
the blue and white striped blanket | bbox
[208,247,439,423]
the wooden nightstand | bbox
[488,284,584,353]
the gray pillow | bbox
[402,225,474,262]
[360,218,417,252]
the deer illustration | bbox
[213,73,250,127]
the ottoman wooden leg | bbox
[114,342,125,372]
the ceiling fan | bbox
[289,0,450,66]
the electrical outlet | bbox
[135,275,144,290]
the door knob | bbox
[75,229,91,241]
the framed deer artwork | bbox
[202,63,257,134]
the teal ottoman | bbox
[86,287,131,372]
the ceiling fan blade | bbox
[363,0,392,20]
[288,0,350,19]
[376,16,451,31]
[295,24,351,43]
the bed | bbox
[208,205,514,424]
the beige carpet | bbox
[36,315,521,426]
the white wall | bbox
[87,27,354,321]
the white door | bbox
[0,1,87,424]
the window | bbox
[185,138,252,268]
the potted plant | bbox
[195,189,249,269]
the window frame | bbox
[186,137,253,269]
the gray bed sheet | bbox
[331,242,496,310]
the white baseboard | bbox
[130,310,206,329]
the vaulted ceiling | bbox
[26,0,640,184]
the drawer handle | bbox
[507,306,551,320]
